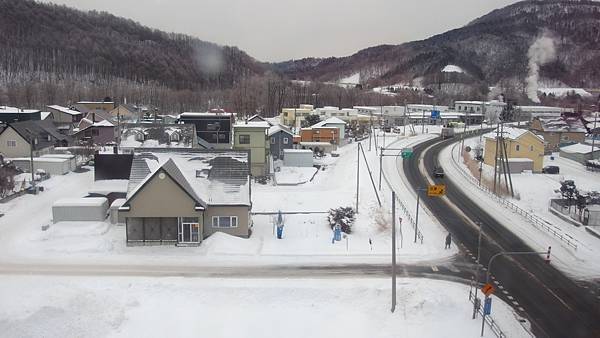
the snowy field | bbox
[441,135,600,279]
[0,276,530,338]
[0,130,458,267]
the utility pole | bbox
[472,221,483,319]
[25,128,37,190]
[403,99,407,136]
[414,188,426,243]
[391,191,397,313]
[356,143,360,213]
[592,110,598,157]
[379,147,383,190]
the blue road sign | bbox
[484,297,492,315]
[431,110,441,119]
[334,226,342,241]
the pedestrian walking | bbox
[369,238,373,251]
[445,233,452,249]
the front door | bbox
[178,218,200,243]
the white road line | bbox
[518,307,525,312]
[507,295,514,300]
[431,265,439,272]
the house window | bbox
[212,216,238,228]
[283,112,288,117]
[271,137,275,144]
[516,145,520,151]
[239,135,250,144]
[283,137,289,144]
[92,129,99,136]
[530,145,534,151]
[7,140,16,147]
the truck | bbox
[441,127,455,139]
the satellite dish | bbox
[465,146,471,153]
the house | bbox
[119,123,198,152]
[530,117,587,152]
[233,121,270,176]
[311,117,347,140]
[46,105,83,124]
[454,101,506,122]
[515,106,574,121]
[268,124,294,160]
[280,104,314,128]
[72,112,116,145]
[179,110,235,149]
[559,143,600,164]
[483,127,545,172]
[248,114,273,125]
[75,100,116,112]
[300,127,339,145]
[119,149,252,246]
[0,120,70,158]
[109,104,142,122]
[0,106,41,124]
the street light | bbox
[480,247,551,336]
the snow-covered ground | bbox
[441,135,600,279]
[538,87,592,98]
[0,130,457,267]
[0,276,529,338]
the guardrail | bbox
[468,289,508,338]
[449,142,578,250]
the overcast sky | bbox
[45,0,520,62]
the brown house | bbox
[530,117,586,152]
[119,149,251,246]
[300,127,339,144]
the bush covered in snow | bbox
[327,207,355,233]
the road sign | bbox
[401,148,413,159]
[483,297,492,315]
[431,110,441,119]
[427,184,446,197]
[481,283,495,296]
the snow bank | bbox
[274,167,318,185]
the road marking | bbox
[498,285,504,290]
[518,307,525,312]
[512,301,519,305]
[507,295,514,300]
[493,280,500,285]
[502,290,509,295]
[431,265,439,272]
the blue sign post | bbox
[431,110,441,120]
[334,225,342,241]
[483,297,492,315]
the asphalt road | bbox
[403,135,600,338]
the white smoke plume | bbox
[526,33,556,103]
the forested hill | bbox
[273,0,600,90]
[0,0,264,90]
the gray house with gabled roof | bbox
[268,124,294,160]
[119,149,252,246]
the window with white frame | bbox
[283,137,289,144]
[7,140,16,147]
[212,216,238,228]
[516,144,520,151]
[239,135,250,144]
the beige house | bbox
[109,104,141,122]
[47,105,83,124]
[530,117,586,152]
[280,104,314,128]
[119,150,251,246]
[483,127,545,172]
[233,121,270,176]
[0,120,70,158]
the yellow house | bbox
[483,127,544,172]
[280,104,314,128]
[233,121,271,176]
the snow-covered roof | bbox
[284,149,313,154]
[560,143,600,154]
[77,101,114,104]
[536,117,587,133]
[120,123,195,149]
[126,150,250,206]
[483,127,539,141]
[311,117,347,128]
[180,111,235,117]
[234,121,271,128]
[441,65,464,73]
[538,88,592,98]
[0,106,40,114]
[268,124,294,137]
[47,105,82,116]
[40,112,52,120]
[53,197,108,207]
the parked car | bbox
[441,127,455,139]
[542,165,560,174]
[433,165,445,178]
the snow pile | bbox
[275,167,318,185]
[201,232,260,255]
[441,65,464,73]
[89,179,129,195]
